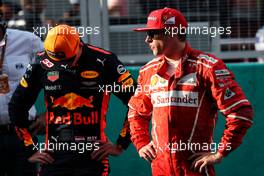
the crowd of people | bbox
[1,0,263,56]
[1,0,263,36]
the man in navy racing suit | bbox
[9,24,136,176]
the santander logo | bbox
[151,91,199,108]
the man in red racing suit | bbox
[128,8,253,176]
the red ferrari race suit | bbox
[9,44,136,176]
[128,43,253,176]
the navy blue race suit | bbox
[9,44,136,176]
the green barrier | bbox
[35,63,264,176]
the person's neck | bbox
[164,42,186,61]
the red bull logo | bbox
[49,111,99,125]
[52,93,94,110]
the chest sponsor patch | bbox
[151,91,199,108]
[47,71,59,82]
[52,93,94,110]
[48,111,98,125]
[177,72,197,86]
[45,85,62,91]
[150,74,168,87]
[81,71,99,79]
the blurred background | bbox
[1,0,264,175]
[1,0,264,64]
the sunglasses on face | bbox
[146,30,165,38]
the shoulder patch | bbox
[197,54,218,64]
[215,69,230,76]
[224,88,235,100]
[117,65,127,74]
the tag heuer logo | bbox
[47,71,59,82]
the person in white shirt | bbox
[255,26,264,63]
[0,15,43,176]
